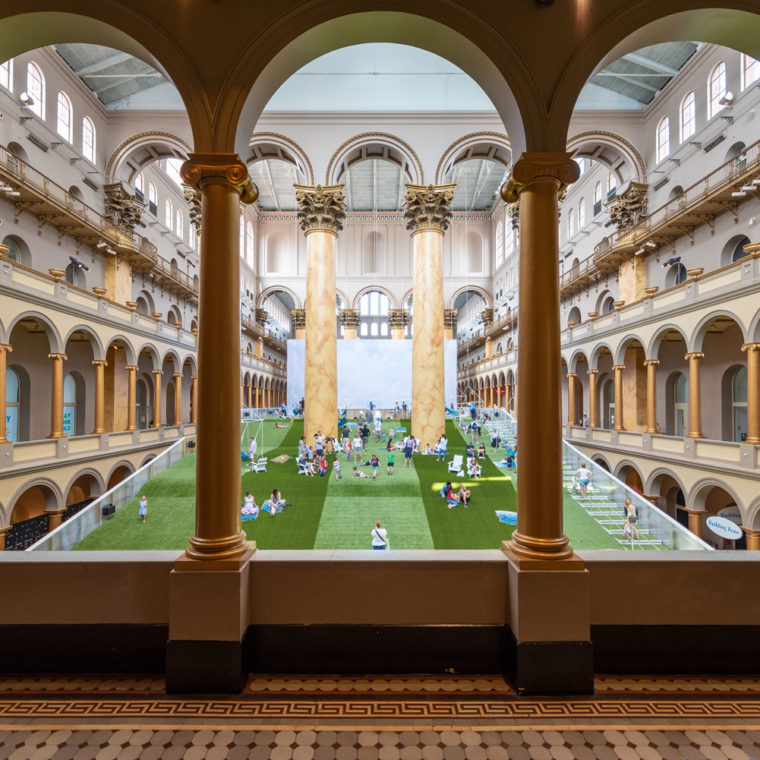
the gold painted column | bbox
[501,153,580,561]
[339,309,359,339]
[644,359,659,434]
[0,344,12,443]
[152,370,162,427]
[295,184,345,441]
[48,353,67,439]
[389,309,409,339]
[246,385,252,408]
[743,528,760,550]
[174,373,182,425]
[567,373,577,426]
[587,369,598,428]
[685,352,705,438]
[686,509,704,539]
[92,360,107,434]
[613,365,625,430]
[190,376,197,423]
[742,343,760,443]
[404,184,455,445]
[126,365,137,431]
[179,153,257,563]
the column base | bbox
[505,534,576,563]
[174,543,255,572]
[504,629,593,695]
[166,636,247,693]
[685,432,705,439]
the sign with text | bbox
[706,515,743,540]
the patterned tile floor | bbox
[0,677,759,759]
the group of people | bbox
[440,481,471,509]
[241,488,287,519]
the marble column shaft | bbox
[92,360,107,434]
[174,373,182,425]
[685,352,704,438]
[48,353,67,439]
[126,366,137,431]
[613,365,625,430]
[152,370,162,428]
[644,360,659,434]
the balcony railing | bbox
[0,144,157,268]
[594,137,760,267]
[152,255,198,299]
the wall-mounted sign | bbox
[706,515,743,540]
[717,507,742,525]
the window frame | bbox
[679,91,696,143]
[82,116,96,164]
[56,91,73,143]
[26,61,45,119]
[708,61,727,119]
[655,116,670,164]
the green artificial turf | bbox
[313,420,434,549]
[418,419,517,548]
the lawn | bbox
[74,415,622,551]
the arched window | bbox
[731,366,748,442]
[65,262,86,288]
[82,116,96,163]
[147,182,157,214]
[62,373,78,437]
[656,116,670,164]
[567,208,576,237]
[505,223,515,256]
[593,181,602,215]
[246,221,254,267]
[175,208,183,238]
[25,61,45,118]
[5,366,20,442]
[134,172,144,198]
[578,198,586,229]
[56,91,73,143]
[0,59,13,92]
[607,172,617,195]
[165,198,173,228]
[708,61,727,119]
[665,262,687,288]
[165,158,183,185]
[742,54,760,90]
[574,157,586,176]
[680,91,696,142]
[239,214,245,257]
[495,221,504,267]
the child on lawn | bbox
[387,450,394,475]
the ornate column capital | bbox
[182,182,202,233]
[254,308,268,326]
[48,353,67,361]
[152,369,163,376]
[126,365,138,372]
[444,309,457,329]
[403,183,455,234]
[606,181,648,233]
[180,153,258,205]
[685,352,704,361]
[741,343,760,352]
[291,308,306,329]
[587,369,598,376]
[500,152,580,203]
[103,181,146,234]
[91,359,108,368]
[567,372,577,379]
[0,343,12,353]
[338,309,360,328]
[294,184,346,234]
[644,359,660,367]
[388,309,410,328]
[173,372,183,380]
[612,364,625,371]
[481,308,494,327]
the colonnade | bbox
[566,344,760,442]
[0,349,196,443]
[240,381,284,409]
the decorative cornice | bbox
[180,154,258,205]
[501,153,580,203]
[403,184,456,234]
[388,309,409,328]
[294,184,346,234]
[103,181,146,235]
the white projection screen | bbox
[286,339,457,411]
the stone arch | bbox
[688,478,744,516]
[104,335,137,366]
[246,132,315,185]
[62,325,106,362]
[64,468,105,506]
[352,285,397,310]
[614,460,645,492]
[435,132,511,184]
[589,342,615,371]
[647,324,689,361]
[135,343,161,371]
[590,454,611,471]
[258,285,302,311]
[8,312,63,354]
[568,350,588,374]
[162,349,182,375]
[326,133,423,185]
[449,285,492,311]
[106,461,135,491]
[140,454,157,468]
[566,131,646,184]
[613,334,646,366]
[646,467,687,499]
[689,311,747,354]
[6,478,63,527]
[745,495,760,531]
[229,10,535,159]
[105,132,192,185]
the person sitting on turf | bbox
[318,457,329,477]
[458,485,471,508]
[468,457,481,478]
[352,466,368,479]
[422,443,433,455]
[465,442,475,458]
[477,442,487,459]
[298,455,315,476]
[241,492,259,520]
[444,483,460,509]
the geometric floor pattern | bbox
[1,676,760,759]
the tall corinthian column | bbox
[500,154,580,561]
[295,184,346,442]
[404,184,455,444]
[179,154,258,565]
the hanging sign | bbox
[717,506,742,525]
[706,515,743,540]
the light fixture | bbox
[105,247,116,255]
[719,91,735,106]
[18,91,34,107]
[644,240,657,249]
[741,185,755,192]
[751,178,760,185]
[95,241,107,249]
[731,191,747,198]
